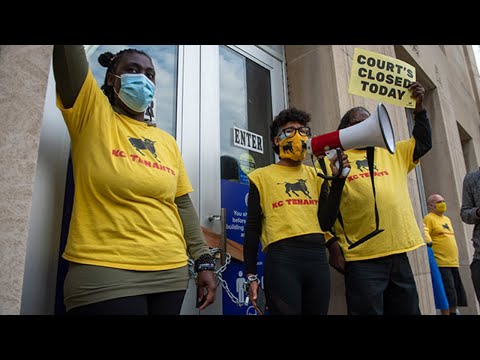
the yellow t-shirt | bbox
[56,69,193,271]
[248,164,332,251]
[327,139,424,261]
[423,213,459,267]
[423,222,432,246]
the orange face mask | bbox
[278,133,308,161]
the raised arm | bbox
[409,82,432,162]
[52,45,89,109]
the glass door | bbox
[188,45,286,315]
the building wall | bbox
[0,45,53,314]
[1,45,479,315]
[285,45,480,315]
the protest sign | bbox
[348,48,416,108]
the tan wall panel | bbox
[0,45,52,314]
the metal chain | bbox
[189,248,246,307]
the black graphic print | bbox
[128,137,158,160]
[355,157,378,172]
[277,179,311,199]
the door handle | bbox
[208,215,221,222]
[207,209,227,265]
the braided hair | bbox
[98,48,153,106]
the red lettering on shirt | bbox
[273,199,318,208]
[272,200,284,208]
[347,170,390,182]
[111,148,175,175]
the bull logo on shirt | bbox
[128,137,158,160]
[277,179,311,199]
[442,223,450,230]
[355,157,378,172]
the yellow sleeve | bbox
[423,220,432,246]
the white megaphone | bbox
[306,102,396,157]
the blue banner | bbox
[221,179,265,315]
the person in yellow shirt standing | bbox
[327,82,431,315]
[243,107,350,315]
[424,194,468,315]
[53,45,216,315]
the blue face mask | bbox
[114,73,156,113]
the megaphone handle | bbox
[326,149,350,177]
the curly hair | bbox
[270,107,311,155]
[338,106,370,130]
[98,48,153,106]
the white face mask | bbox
[114,73,156,112]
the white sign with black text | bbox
[233,126,264,154]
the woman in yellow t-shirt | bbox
[243,107,349,315]
[53,45,216,315]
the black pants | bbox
[345,252,420,315]
[264,236,330,315]
[66,290,186,315]
[471,259,480,305]
[438,267,468,308]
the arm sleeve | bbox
[243,181,262,275]
[318,177,345,231]
[412,109,432,162]
[175,194,210,260]
[52,45,89,109]
[460,174,480,224]
[423,221,433,246]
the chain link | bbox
[189,248,246,307]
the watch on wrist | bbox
[194,253,216,272]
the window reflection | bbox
[86,45,178,137]
[220,46,248,161]
[219,46,274,184]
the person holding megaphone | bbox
[325,81,432,315]
[243,107,350,315]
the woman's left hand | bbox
[196,270,217,310]
[329,150,350,178]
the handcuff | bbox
[244,274,259,292]
[243,274,259,306]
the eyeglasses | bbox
[278,126,311,139]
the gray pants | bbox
[471,259,480,304]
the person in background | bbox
[327,82,432,315]
[424,194,468,315]
[243,107,350,315]
[460,167,480,305]
[53,45,216,315]
[423,222,451,315]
